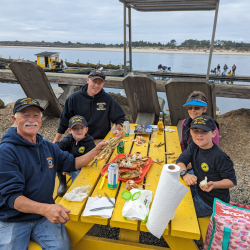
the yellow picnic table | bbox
[29,124,201,250]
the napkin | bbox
[82,196,115,218]
[164,126,175,132]
[63,185,91,202]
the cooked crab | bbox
[118,169,142,179]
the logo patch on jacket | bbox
[78,146,85,154]
[201,162,209,172]
[47,157,54,168]
[97,102,106,110]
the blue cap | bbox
[183,100,207,107]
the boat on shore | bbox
[97,62,110,69]
[63,68,91,74]
[102,68,125,77]
[65,60,78,67]
[107,63,120,69]
[76,61,88,67]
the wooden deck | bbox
[1,69,250,99]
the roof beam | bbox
[134,6,216,11]
[124,1,217,4]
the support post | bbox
[123,4,127,77]
[206,0,220,80]
[128,7,132,72]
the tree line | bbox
[0,39,249,50]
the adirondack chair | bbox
[9,60,62,117]
[123,72,165,125]
[165,78,216,139]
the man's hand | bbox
[183,173,198,186]
[43,204,70,224]
[112,129,121,137]
[199,181,214,192]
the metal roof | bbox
[34,51,59,57]
[119,0,218,11]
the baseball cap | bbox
[13,98,44,114]
[88,69,105,82]
[183,100,207,107]
[69,115,88,129]
[190,115,216,132]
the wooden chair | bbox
[165,78,216,140]
[123,72,165,125]
[9,60,62,117]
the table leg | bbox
[119,228,140,243]
[163,235,199,250]
[65,220,94,247]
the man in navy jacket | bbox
[0,98,106,250]
[53,69,125,143]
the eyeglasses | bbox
[88,70,106,80]
[71,127,85,132]
[186,106,203,111]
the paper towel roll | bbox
[146,164,188,239]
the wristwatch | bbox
[180,170,187,179]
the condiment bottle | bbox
[157,112,163,132]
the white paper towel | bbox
[146,164,188,239]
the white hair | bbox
[14,111,43,118]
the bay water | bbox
[1,47,250,114]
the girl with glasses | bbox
[180,91,219,152]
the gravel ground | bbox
[0,96,248,249]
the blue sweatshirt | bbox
[0,127,75,222]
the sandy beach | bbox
[1,45,250,56]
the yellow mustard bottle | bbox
[157,112,163,132]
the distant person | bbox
[60,59,64,69]
[211,68,216,74]
[232,64,236,76]
[55,115,96,196]
[216,64,221,75]
[223,64,228,75]
[177,115,237,218]
[227,70,232,76]
[180,91,219,153]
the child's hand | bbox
[183,173,197,186]
[199,181,214,192]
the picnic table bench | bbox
[29,124,201,250]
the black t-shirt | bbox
[177,142,237,207]
[56,133,96,158]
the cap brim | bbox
[15,104,44,113]
[89,76,105,82]
[190,124,211,132]
[183,100,207,107]
[69,122,87,128]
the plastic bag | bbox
[122,188,153,222]
[204,198,250,250]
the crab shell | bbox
[118,170,141,179]
[200,176,208,189]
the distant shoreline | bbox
[0,45,250,56]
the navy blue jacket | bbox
[0,127,75,222]
[57,84,125,139]
[56,133,95,158]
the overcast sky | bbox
[1,0,249,45]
